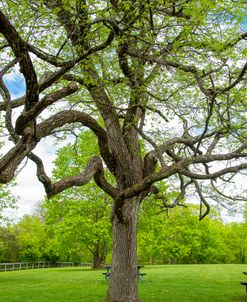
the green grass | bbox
[0,265,246,301]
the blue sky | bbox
[1,73,51,220]
[2,73,26,99]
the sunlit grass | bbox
[0,265,246,301]
[139,265,247,302]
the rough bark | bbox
[104,198,140,302]
[0,9,39,111]
[0,133,38,183]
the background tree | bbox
[0,1,247,301]
[0,224,19,262]
[224,222,247,264]
[43,130,112,268]
[138,202,231,264]
[0,183,17,223]
[0,214,48,263]
[15,214,48,261]
[43,186,111,268]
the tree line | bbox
[1,203,246,267]
[1,131,246,268]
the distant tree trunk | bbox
[104,198,140,302]
[239,247,246,264]
[92,243,102,269]
[92,241,108,269]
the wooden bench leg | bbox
[240,282,247,295]
[137,273,147,281]
[102,272,111,280]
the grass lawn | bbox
[0,264,246,302]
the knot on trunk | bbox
[143,151,158,177]
[15,113,28,135]
[112,199,126,224]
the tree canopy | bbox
[0,1,246,301]
[0,0,246,212]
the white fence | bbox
[0,262,92,272]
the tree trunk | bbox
[92,243,101,269]
[104,198,141,302]
[92,241,107,269]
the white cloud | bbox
[2,137,57,220]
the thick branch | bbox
[84,67,134,174]
[0,9,39,110]
[0,28,115,112]
[36,110,105,138]
[120,149,247,199]
[0,132,38,183]
[117,42,133,81]
[29,153,117,199]
[0,96,25,111]
[49,156,102,197]
[15,82,78,135]
[36,110,115,173]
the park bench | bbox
[137,272,147,281]
[103,265,111,280]
[240,281,247,294]
[102,265,147,281]
[240,272,247,295]
[102,272,111,280]
[136,265,147,281]
[103,272,147,280]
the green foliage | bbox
[1,204,247,266]
[43,129,112,265]
[0,215,49,262]
[138,203,243,265]
[224,222,247,264]
[15,215,48,261]
[0,183,18,223]
[0,224,19,262]
[43,191,111,264]
[53,130,100,178]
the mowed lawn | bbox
[0,264,246,302]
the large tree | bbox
[0,1,247,301]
